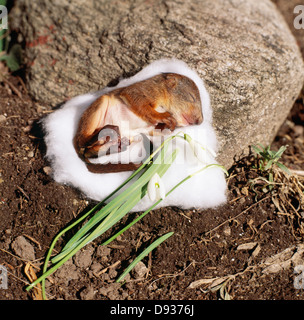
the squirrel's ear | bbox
[164,74,178,88]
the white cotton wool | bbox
[43,58,227,211]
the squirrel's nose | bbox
[182,113,201,125]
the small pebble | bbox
[27,151,34,158]
[11,236,36,260]
[132,261,149,279]
[0,115,6,123]
[23,125,32,133]
[223,225,231,236]
[43,166,52,175]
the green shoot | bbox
[252,144,290,175]
[0,44,22,71]
[25,132,228,299]
[0,0,7,54]
[250,144,290,196]
[116,232,174,283]
[0,1,22,72]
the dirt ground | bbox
[1,4,304,300]
[0,72,303,300]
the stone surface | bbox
[132,261,149,279]
[73,245,94,268]
[11,0,304,169]
[11,236,35,260]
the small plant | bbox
[0,0,21,72]
[250,143,304,237]
[250,144,290,194]
[252,144,290,174]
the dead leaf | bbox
[188,244,304,300]
[188,275,233,300]
[187,277,216,289]
[251,243,261,258]
[262,244,304,275]
[272,196,282,212]
[188,275,232,290]
[241,187,249,196]
[24,263,43,300]
[208,277,230,290]
[236,242,258,251]
[219,279,232,300]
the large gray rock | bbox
[11,0,304,169]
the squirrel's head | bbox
[164,73,203,127]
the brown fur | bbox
[74,73,203,173]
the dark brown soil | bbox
[0,72,303,300]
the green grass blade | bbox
[48,163,151,264]
[0,25,4,54]
[87,191,143,242]
[40,201,104,296]
[51,149,177,264]
[252,145,262,155]
[55,153,176,262]
[0,1,8,61]
[113,164,227,281]
[101,150,179,246]
[114,163,227,247]
[264,159,273,171]
[58,175,145,253]
[276,162,291,175]
[58,204,115,254]
[273,145,287,160]
[116,232,174,283]
[46,170,136,263]
[57,167,150,253]
[59,143,172,254]
[2,44,22,71]
[52,189,142,264]
[29,191,144,291]
[26,230,94,292]
[58,140,168,252]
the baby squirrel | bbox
[74,73,203,173]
